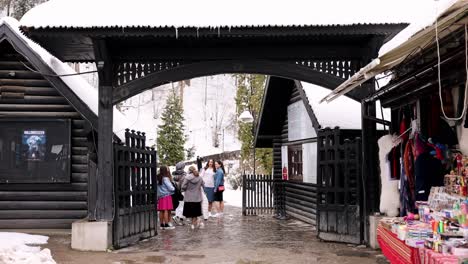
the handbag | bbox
[218,185,225,192]
[172,182,184,201]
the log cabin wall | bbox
[278,84,318,226]
[0,41,89,228]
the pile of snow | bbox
[379,0,459,56]
[224,186,243,208]
[21,0,426,29]
[0,17,131,140]
[0,232,56,264]
[301,82,361,130]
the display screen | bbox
[22,130,47,161]
[0,119,71,183]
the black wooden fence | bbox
[242,174,275,215]
[113,129,158,249]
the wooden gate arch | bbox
[22,21,406,246]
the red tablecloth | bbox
[377,225,464,264]
[418,248,459,264]
[377,225,420,264]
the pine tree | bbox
[234,74,273,174]
[157,88,186,166]
[1,0,45,19]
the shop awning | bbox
[320,0,468,103]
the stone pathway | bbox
[45,206,385,263]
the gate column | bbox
[71,39,114,251]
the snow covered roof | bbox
[301,82,361,130]
[0,17,131,139]
[20,0,425,29]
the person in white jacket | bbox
[201,159,216,218]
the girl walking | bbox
[157,166,175,230]
[213,160,225,217]
[181,166,205,229]
[201,159,216,218]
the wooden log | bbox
[72,120,86,128]
[0,86,59,96]
[285,206,317,225]
[0,111,80,118]
[285,196,317,213]
[0,96,67,104]
[0,219,75,229]
[72,155,88,164]
[285,191,317,204]
[0,61,30,70]
[0,210,87,219]
[0,104,74,111]
[0,191,87,201]
[72,147,88,155]
[72,137,88,147]
[72,164,88,173]
[0,70,43,79]
[0,183,87,191]
[72,173,88,183]
[72,129,87,136]
[0,201,87,210]
[285,204,317,219]
[284,187,318,199]
[0,78,50,87]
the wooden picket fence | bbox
[242,174,275,216]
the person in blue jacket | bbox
[213,160,225,217]
[157,166,175,230]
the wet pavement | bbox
[46,206,387,264]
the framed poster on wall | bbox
[0,119,71,183]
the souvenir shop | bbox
[366,6,468,263]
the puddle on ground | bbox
[335,250,372,258]
[178,254,205,260]
[113,260,137,264]
[144,255,166,263]
[236,259,268,264]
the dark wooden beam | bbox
[113,60,351,104]
[360,36,384,245]
[92,39,114,221]
[110,43,366,61]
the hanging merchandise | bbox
[378,134,401,217]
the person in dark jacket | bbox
[181,166,205,229]
[172,161,186,225]
[196,156,204,171]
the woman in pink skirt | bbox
[157,166,175,230]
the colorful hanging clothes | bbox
[401,140,416,215]
[403,140,415,201]
[387,145,401,180]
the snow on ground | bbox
[22,0,429,29]
[0,232,56,264]
[121,75,241,157]
[224,184,243,208]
